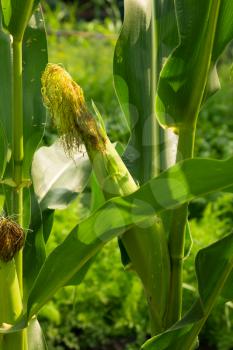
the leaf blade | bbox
[27,156,233,318]
[32,142,91,210]
[23,7,48,178]
[113,0,157,182]
[1,0,40,40]
[156,1,221,130]
[142,233,233,350]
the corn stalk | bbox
[0,1,233,350]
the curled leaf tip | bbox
[41,63,105,155]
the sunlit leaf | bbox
[156,0,179,57]
[26,156,233,318]
[156,1,233,131]
[1,0,40,40]
[23,7,48,178]
[32,141,91,210]
[142,233,233,350]
[156,1,222,131]
[0,12,11,155]
[113,0,158,182]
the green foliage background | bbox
[38,2,233,349]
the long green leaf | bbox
[65,174,104,286]
[0,122,7,179]
[25,156,233,319]
[196,233,233,305]
[23,188,46,295]
[155,0,179,59]
[205,0,233,99]
[23,7,48,178]
[142,233,233,350]
[0,12,11,158]
[156,0,221,131]
[156,0,233,131]
[41,209,54,244]
[1,0,40,41]
[0,6,47,181]
[0,156,231,335]
[221,271,233,301]
[0,194,4,212]
[113,0,157,182]
[212,0,233,61]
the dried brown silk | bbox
[0,218,24,262]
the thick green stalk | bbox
[0,2,38,349]
[165,126,196,327]
[12,40,24,293]
[1,38,26,350]
[165,0,221,328]
[0,260,23,349]
[87,139,170,333]
[126,0,170,332]
[123,0,159,184]
[142,0,158,182]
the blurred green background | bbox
[39,1,233,349]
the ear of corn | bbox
[41,63,170,333]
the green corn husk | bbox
[41,63,170,333]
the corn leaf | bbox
[65,174,105,286]
[113,0,158,182]
[212,0,233,61]
[196,233,233,305]
[155,0,179,58]
[142,233,233,350]
[113,0,180,182]
[1,0,40,40]
[0,7,13,219]
[23,7,48,178]
[90,173,105,211]
[0,195,4,212]
[204,0,233,99]
[25,156,233,319]
[0,13,11,172]
[30,140,92,286]
[23,188,46,295]
[157,0,233,131]
[156,1,223,131]
[29,140,91,287]
[0,123,7,180]
[32,141,91,210]
[41,209,54,244]
[113,1,178,312]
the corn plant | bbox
[0,0,233,349]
